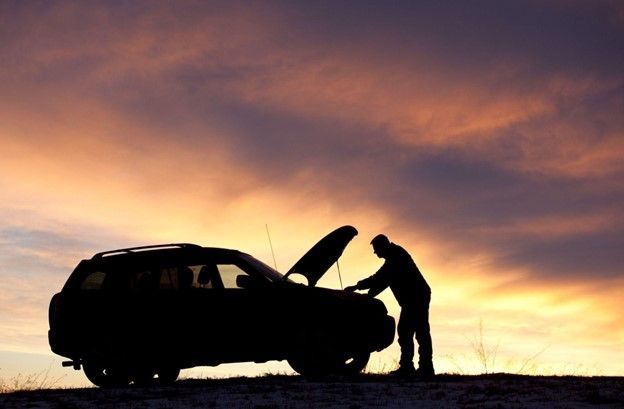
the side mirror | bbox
[236,274,253,289]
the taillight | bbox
[48,293,60,328]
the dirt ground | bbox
[1,374,623,408]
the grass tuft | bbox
[467,318,500,374]
[0,363,66,393]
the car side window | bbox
[217,264,249,289]
[126,266,200,290]
[157,266,193,289]
[128,270,156,290]
[159,267,179,289]
[80,271,106,290]
[196,264,223,289]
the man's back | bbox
[383,243,430,306]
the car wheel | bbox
[289,350,370,377]
[288,329,336,377]
[157,367,180,385]
[335,352,370,375]
[288,354,332,377]
[133,367,155,386]
[83,360,130,388]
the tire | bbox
[83,360,130,388]
[288,351,370,377]
[288,328,335,377]
[157,367,180,385]
[288,354,331,377]
[336,352,370,375]
[288,327,371,377]
[133,367,155,386]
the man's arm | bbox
[344,263,391,295]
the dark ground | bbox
[1,374,623,408]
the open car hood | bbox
[284,225,358,287]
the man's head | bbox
[371,234,391,258]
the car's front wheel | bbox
[336,351,370,375]
[288,351,370,377]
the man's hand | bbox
[344,285,359,292]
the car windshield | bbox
[238,253,294,283]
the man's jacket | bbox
[357,242,430,306]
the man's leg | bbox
[415,292,434,374]
[397,305,417,370]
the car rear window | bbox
[80,271,107,290]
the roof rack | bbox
[92,243,202,259]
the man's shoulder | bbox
[388,243,418,267]
[389,242,411,257]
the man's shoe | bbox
[389,366,417,377]
[414,367,435,377]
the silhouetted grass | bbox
[0,363,65,393]
[441,319,606,377]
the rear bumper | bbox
[48,329,57,352]
[48,329,73,359]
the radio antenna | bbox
[336,260,344,290]
[265,224,278,270]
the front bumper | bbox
[374,314,396,351]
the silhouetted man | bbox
[345,234,433,377]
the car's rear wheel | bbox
[83,360,130,388]
[133,367,155,386]
[157,367,180,385]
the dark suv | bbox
[48,226,395,387]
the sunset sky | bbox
[1,1,623,386]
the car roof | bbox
[91,243,202,259]
[86,244,242,265]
